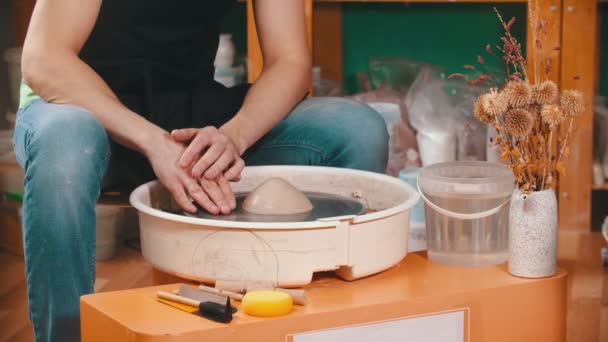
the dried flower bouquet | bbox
[449,8,584,192]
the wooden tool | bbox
[157,291,200,307]
[198,285,244,301]
[250,287,307,306]
[214,280,274,293]
[213,280,308,306]
[157,298,199,313]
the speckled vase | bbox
[508,189,558,278]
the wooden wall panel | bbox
[316,0,526,2]
[10,0,35,46]
[247,0,313,83]
[312,3,343,85]
[525,0,561,85]
[558,0,598,230]
[246,0,263,83]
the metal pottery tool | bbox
[177,285,232,304]
[156,290,235,323]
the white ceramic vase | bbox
[508,189,558,278]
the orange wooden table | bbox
[81,252,567,341]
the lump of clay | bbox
[242,177,313,215]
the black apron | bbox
[82,0,250,186]
[80,0,249,131]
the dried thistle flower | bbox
[560,90,585,116]
[531,81,558,105]
[540,104,565,127]
[503,81,532,108]
[479,89,507,118]
[452,8,583,192]
[504,108,534,137]
[474,96,494,124]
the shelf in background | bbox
[240,0,527,3]
[315,0,526,2]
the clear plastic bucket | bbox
[399,168,424,224]
[417,161,514,267]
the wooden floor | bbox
[0,231,607,341]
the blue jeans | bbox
[13,96,388,342]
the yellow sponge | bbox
[241,290,293,317]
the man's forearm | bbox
[22,50,165,157]
[220,57,311,155]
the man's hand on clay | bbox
[198,175,236,214]
[147,133,236,215]
[171,127,245,182]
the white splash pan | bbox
[129,165,420,287]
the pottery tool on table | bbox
[198,285,308,305]
[177,285,235,303]
[214,280,308,306]
[197,284,244,301]
[169,285,297,318]
[196,284,307,306]
[156,289,236,323]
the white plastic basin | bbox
[129,165,420,287]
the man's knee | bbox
[309,98,389,172]
[22,103,110,184]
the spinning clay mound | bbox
[242,177,314,215]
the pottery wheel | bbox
[185,192,365,222]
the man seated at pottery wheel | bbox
[14,0,389,341]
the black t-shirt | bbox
[79,0,250,131]
[80,0,235,91]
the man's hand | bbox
[171,127,245,181]
[147,133,236,215]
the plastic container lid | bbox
[219,33,232,41]
[418,161,514,196]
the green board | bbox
[600,4,608,98]
[341,3,527,95]
[218,3,608,98]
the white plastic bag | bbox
[405,68,488,166]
